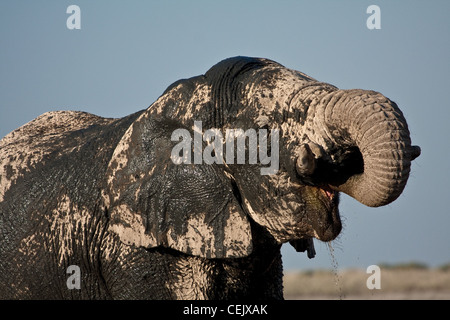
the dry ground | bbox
[283,265,450,300]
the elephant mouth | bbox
[319,186,337,202]
[310,185,342,242]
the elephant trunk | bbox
[318,89,420,207]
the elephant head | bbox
[103,57,420,260]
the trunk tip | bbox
[410,145,421,161]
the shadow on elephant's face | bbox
[235,167,342,245]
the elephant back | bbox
[0,111,114,202]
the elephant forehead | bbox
[0,111,112,202]
[244,68,333,147]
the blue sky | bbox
[1,1,449,271]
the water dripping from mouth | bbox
[326,241,344,300]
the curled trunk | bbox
[318,89,420,207]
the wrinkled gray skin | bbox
[0,57,420,299]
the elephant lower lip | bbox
[318,211,342,241]
[314,186,341,241]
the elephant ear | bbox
[103,114,252,259]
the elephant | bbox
[0,56,420,299]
